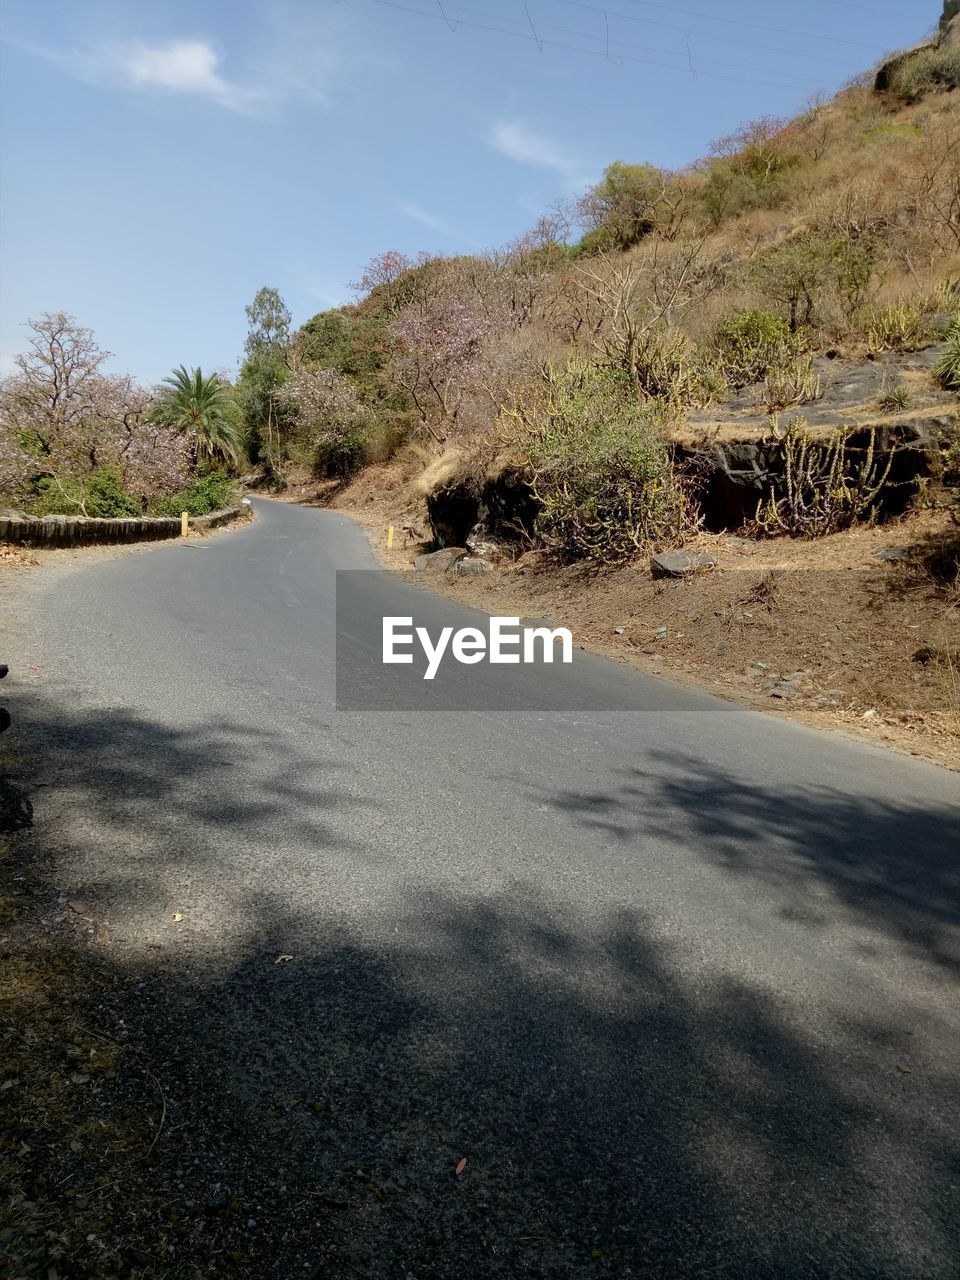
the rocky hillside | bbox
[256,6,958,579]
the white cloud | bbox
[0,4,385,116]
[398,202,481,249]
[488,119,591,191]
[0,35,266,114]
[120,39,264,113]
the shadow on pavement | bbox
[2,692,958,1279]
[525,751,960,972]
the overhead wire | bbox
[433,0,829,82]
[556,0,870,66]
[612,0,888,47]
[365,0,855,88]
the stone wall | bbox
[0,506,244,548]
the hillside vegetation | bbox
[237,42,960,564]
[2,25,959,562]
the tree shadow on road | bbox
[2,697,958,1279]
[523,750,960,972]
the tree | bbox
[238,288,293,471]
[388,294,499,441]
[244,287,291,362]
[350,251,415,301]
[576,163,680,252]
[753,234,874,331]
[574,241,714,389]
[709,116,795,185]
[155,366,242,467]
[279,365,373,479]
[0,313,190,510]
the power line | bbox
[613,0,883,47]
[557,0,859,67]
[437,1,828,83]
[803,0,920,18]
[366,0,843,88]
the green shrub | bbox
[876,384,913,412]
[524,361,688,562]
[753,233,875,331]
[152,471,234,517]
[84,468,141,517]
[27,476,86,516]
[756,419,895,538]
[315,422,370,482]
[716,309,794,386]
[889,44,960,101]
[758,354,823,412]
[934,314,960,391]
[26,468,140,518]
[866,301,930,352]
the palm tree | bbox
[157,366,241,467]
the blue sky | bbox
[0,0,934,384]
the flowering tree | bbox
[388,294,501,441]
[351,251,415,301]
[279,365,372,479]
[0,312,190,509]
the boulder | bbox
[449,556,493,578]
[465,524,501,560]
[942,0,960,45]
[651,551,717,579]
[413,547,466,574]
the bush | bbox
[715,309,794,386]
[524,361,688,562]
[866,301,929,352]
[889,44,960,101]
[758,354,822,412]
[152,471,234,517]
[934,314,960,390]
[756,419,895,537]
[877,384,913,412]
[753,233,875,331]
[25,468,140,518]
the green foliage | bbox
[236,350,291,468]
[524,361,687,562]
[877,383,913,412]
[697,163,758,229]
[715,309,794,386]
[152,471,234,517]
[934,314,960,390]
[866,301,929,352]
[84,467,142,517]
[155,366,242,467]
[888,43,960,101]
[27,476,87,516]
[756,419,895,537]
[576,162,662,251]
[244,287,291,360]
[294,306,391,391]
[753,233,875,331]
[27,468,140,517]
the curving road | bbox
[5,496,959,1278]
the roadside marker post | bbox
[181,510,189,538]
[387,525,395,550]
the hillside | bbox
[271,13,960,763]
[2,9,959,760]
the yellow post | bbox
[180,510,189,538]
[387,524,395,550]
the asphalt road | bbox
[5,496,960,1279]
